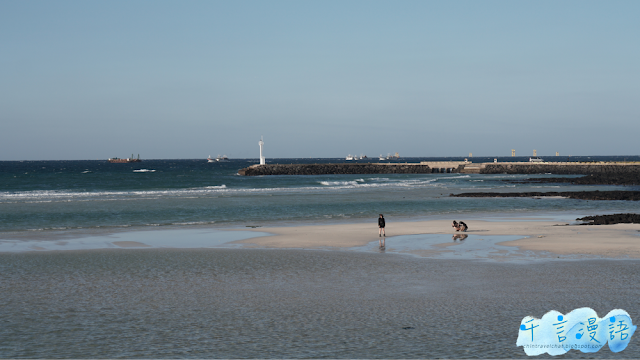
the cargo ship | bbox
[108,154,141,163]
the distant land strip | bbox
[450,191,640,201]
[238,162,640,176]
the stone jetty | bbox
[238,163,432,176]
[238,161,640,176]
[478,162,640,175]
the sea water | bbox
[1,157,639,235]
[2,157,640,358]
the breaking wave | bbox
[0,177,448,203]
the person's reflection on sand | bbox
[452,234,468,241]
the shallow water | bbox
[0,228,270,252]
[1,226,615,265]
[351,233,620,263]
[1,249,638,358]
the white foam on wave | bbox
[319,181,360,186]
[318,178,441,189]
[133,169,156,173]
[0,177,447,203]
[170,221,217,226]
[204,185,227,189]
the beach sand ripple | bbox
[1,249,638,358]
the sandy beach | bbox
[2,215,639,357]
[243,219,640,259]
[2,219,640,358]
[2,217,639,260]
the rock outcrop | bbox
[510,173,640,186]
[576,213,640,225]
[450,191,640,201]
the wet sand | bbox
[243,219,640,259]
[1,249,638,358]
[2,218,639,261]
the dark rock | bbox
[508,173,640,186]
[450,191,640,201]
[576,213,640,225]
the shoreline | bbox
[0,210,584,241]
[240,219,640,259]
[2,217,639,260]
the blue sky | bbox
[1,0,639,160]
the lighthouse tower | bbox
[259,136,265,165]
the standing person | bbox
[378,214,386,248]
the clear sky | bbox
[1,0,639,160]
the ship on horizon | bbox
[208,155,229,163]
[108,154,141,163]
[346,154,368,160]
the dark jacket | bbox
[378,217,385,228]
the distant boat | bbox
[378,152,400,160]
[529,157,544,163]
[346,155,355,160]
[208,155,229,163]
[379,155,386,161]
[109,154,141,163]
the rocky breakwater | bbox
[480,163,640,175]
[238,163,432,176]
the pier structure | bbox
[238,161,640,176]
[419,161,467,173]
[238,163,432,176]
[480,161,640,175]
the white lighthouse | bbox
[259,136,265,165]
